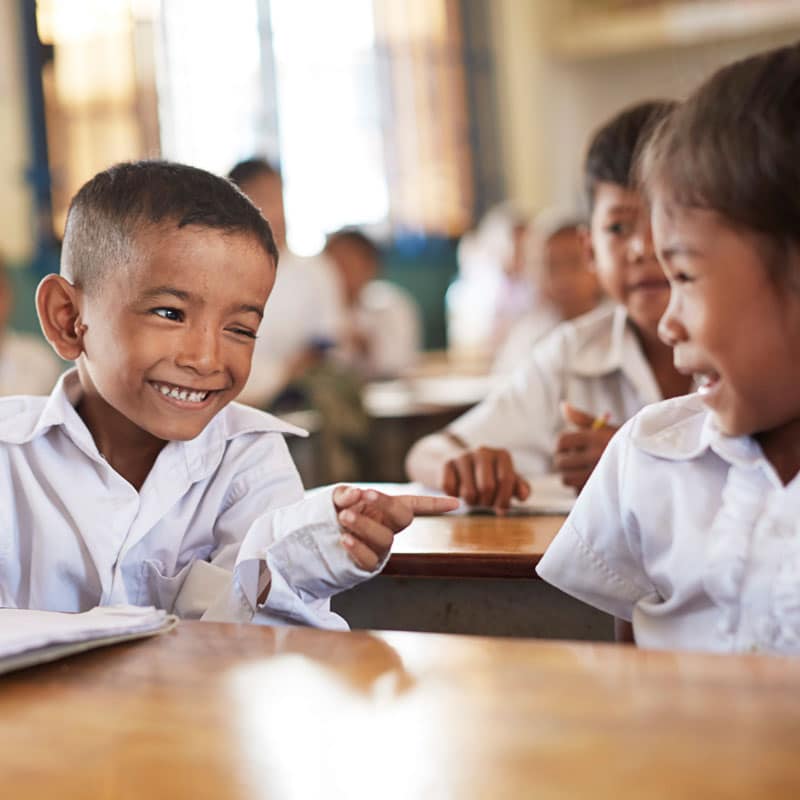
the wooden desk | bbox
[333,512,613,640]
[4,621,800,799]
[386,513,563,578]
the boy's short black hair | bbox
[228,157,281,189]
[62,160,278,294]
[584,100,676,211]
[325,228,380,262]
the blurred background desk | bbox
[333,512,613,640]
[363,374,496,482]
[4,621,799,800]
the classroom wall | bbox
[0,0,34,263]
[492,1,800,215]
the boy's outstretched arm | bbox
[333,485,459,571]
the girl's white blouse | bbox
[537,393,800,654]
[0,370,382,629]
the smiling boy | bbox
[0,161,455,625]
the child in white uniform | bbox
[538,44,800,654]
[407,101,692,511]
[0,257,62,396]
[0,161,456,626]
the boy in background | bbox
[0,161,456,625]
[228,158,344,408]
[406,101,691,510]
[325,228,422,379]
[492,208,602,375]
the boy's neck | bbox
[76,393,166,491]
[632,321,693,400]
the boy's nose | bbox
[175,324,224,375]
[628,217,656,262]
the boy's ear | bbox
[36,274,86,361]
[579,225,596,273]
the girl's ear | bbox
[36,275,86,361]
[580,225,597,273]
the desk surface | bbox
[3,621,800,799]
[385,513,564,578]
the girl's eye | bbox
[153,307,184,322]
[673,271,694,284]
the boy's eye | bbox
[227,326,258,340]
[152,307,184,322]
[673,271,694,284]
[604,221,631,236]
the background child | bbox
[538,43,800,654]
[325,227,422,379]
[0,161,456,626]
[406,100,692,510]
[0,254,62,396]
[227,158,344,408]
[492,208,603,375]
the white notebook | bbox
[314,475,575,516]
[0,605,177,676]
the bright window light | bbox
[269,0,389,255]
[157,0,262,176]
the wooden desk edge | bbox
[382,552,542,579]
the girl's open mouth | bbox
[695,371,721,396]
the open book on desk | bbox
[312,474,575,516]
[0,605,177,676]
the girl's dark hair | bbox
[641,43,800,251]
[62,160,278,293]
[584,100,676,210]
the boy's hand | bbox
[554,403,618,491]
[440,447,530,512]
[333,486,459,571]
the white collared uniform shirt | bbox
[449,304,663,482]
[0,371,382,629]
[538,393,800,654]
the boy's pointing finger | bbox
[396,494,460,517]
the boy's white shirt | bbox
[537,393,800,655]
[448,304,662,484]
[0,370,384,629]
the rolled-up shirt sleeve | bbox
[176,435,384,628]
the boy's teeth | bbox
[154,383,209,403]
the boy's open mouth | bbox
[149,380,214,404]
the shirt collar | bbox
[0,367,307,483]
[568,305,633,377]
[632,393,765,469]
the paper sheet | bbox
[0,605,177,675]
